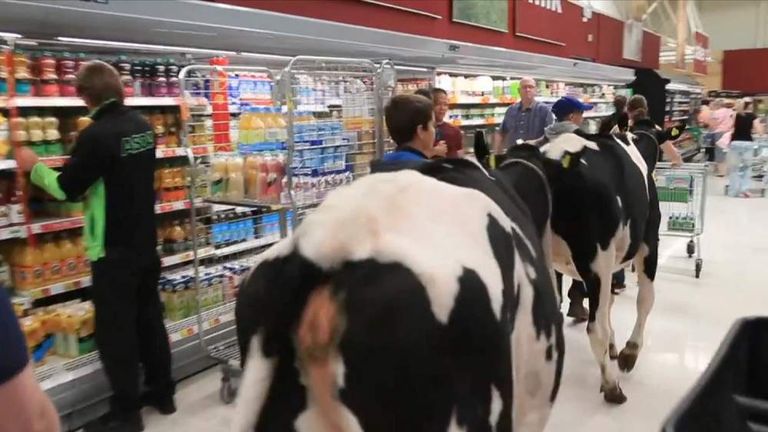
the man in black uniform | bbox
[17,61,174,432]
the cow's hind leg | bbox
[618,245,657,373]
[581,250,626,404]
[608,294,618,360]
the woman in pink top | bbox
[708,99,735,175]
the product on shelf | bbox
[157,213,198,257]
[155,159,189,203]
[57,52,78,97]
[18,300,95,362]
[0,113,9,158]
[13,51,33,96]
[7,233,88,291]
[395,78,431,95]
[667,213,696,233]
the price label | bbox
[208,317,221,328]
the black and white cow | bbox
[503,130,660,405]
[233,160,564,432]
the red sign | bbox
[515,0,567,46]
[694,32,709,75]
[358,0,443,18]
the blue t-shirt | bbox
[0,289,28,384]
[381,146,428,162]
[500,101,555,150]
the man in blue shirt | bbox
[497,77,555,154]
[372,94,436,172]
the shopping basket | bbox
[662,317,768,432]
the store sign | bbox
[694,31,709,75]
[515,0,567,45]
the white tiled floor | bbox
[144,175,768,432]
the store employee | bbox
[497,77,555,154]
[16,61,175,432]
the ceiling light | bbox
[0,32,22,39]
[55,37,237,56]
[394,65,431,72]
[15,40,38,46]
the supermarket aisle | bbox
[142,176,768,432]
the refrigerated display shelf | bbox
[0,96,180,109]
[22,275,92,300]
[27,216,84,235]
[205,198,285,212]
[212,236,280,258]
[166,301,236,343]
[160,246,215,268]
[155,199,198,214]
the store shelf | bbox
[160,246,215,268]
[0,225,25,240]
[455,119,503,127]
[2,96,179,109]
[0,156,72,171]
[213,236,280,258]
[156,147,189,159]
[155,199,197,214]
[22,275,92,300]
[205,198,285,212]
[27,216,84,235]
[166,301,236,343]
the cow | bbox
[502,130,660,405]
[233,159,564,432]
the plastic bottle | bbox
[264,107,280,144]
[0,113,9,158]
[238,108,252,148]
[245,156,259,199]
[252,107,266,147]
[38,52,59,97]
[116,56,134,97]
[0,254,11,291]
[27,114,46,157]
[42,236,62,284]
[43,116,63,157]
[226,157,245,201]
[168,220,186,254]
[165,58,181,97]
[151,58,168,97]
[58,235,78,280]
[73,236,89,276]
[8,185,25,227]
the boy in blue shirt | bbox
[372,94,436,172]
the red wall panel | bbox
[216,0,655,69]
[723,49,768,93]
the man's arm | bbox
[0,290,60,432]
[497,107,513,154]
[27,129,111,201]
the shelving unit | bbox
[665,82,705,162]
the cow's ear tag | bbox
[671,128,680,137]
[561,153,571,169]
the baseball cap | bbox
[551,96,593,121]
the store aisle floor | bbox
[143,176,768,432]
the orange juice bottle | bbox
[42,235,62,284]
[13,243,33,290]
[58,234,78,280]
[73,236,89,276]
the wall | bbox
[722,48,768,93]
[215,0,660,69]
[700,1,768,50]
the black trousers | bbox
[90,252,173,416]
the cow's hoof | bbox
[618,342,640,372]
[601,383,627,405]
[609,343,619,360]
[567,303,589,323]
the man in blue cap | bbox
[529,95,594,147]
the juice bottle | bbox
[73,236,89,276]
[263,107,279,144]
[168,220,186,254]
[43,116,63,157]
[9,185,25,227]
[226,157,245,200]
[166,58,181,97]
[245,156,259,199]
[210,158,228,199]
[0,113,9,158]
[58,53,78,97]
[42,235,62,283]
[251,107,266,147]
[27,114,46,157]
[165,112,179,148]
[238,108,252,148]
[29,243,46,289]
[273,107,288,143]
[58,234,78,280]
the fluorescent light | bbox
[0,32,22,39]
[55,37,237,55]
[394,65,430,72]
[238,52,293,61]
[15,40,38,46]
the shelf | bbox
[0,225,25,240]
[160,246,215,268]
[155,199,196,214]
[20,275,92,300]
[166,301,236,343]
[454,119,503,127]
[205,198,285,212]
[213,236,280,258]
[40,156,70,168]
[2,96,180,109]
[27,216,84,235]
[156,147,188,159]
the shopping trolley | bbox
[655,162,708,278]
[662,317,768,431]
[723,137,768,197]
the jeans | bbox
[727,141,755,197]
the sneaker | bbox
[141,391,177,415]
[83,411,144,432]
[566,302,589,323]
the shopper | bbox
[0,289,61,432]
[371,94,435,172]
[16,61,175,432]
[708,99,735,176]
[497,77,554,153]
[431,87,463,158]
[599,95,629,134]
[627,95,684,168]
[727,98,764,198]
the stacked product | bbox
[15,299,95,364]
[5,235,89,292]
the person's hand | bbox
[14,146,39,172]
[671,155,684,168]
[433,141,448,158]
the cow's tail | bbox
[296,283,348,432]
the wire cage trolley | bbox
[724,137,768,197]
[655,162,708,278]
[179,64,292,404]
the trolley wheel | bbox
[686,240,695,258]
[220,379,236,405]
[695,258,703,279]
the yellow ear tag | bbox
[671,128,680,137]
[561,153,571,169]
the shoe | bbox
[83,411,144,432]
[141,391,177,415]
[611,283,626,295]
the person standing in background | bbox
[15,61,175,432]
[727,98,765,197]
[0,289,60,432]
[430,88,464,158]
[708,99,735,176]
[496,77,554,154]
[599,95,629,134]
